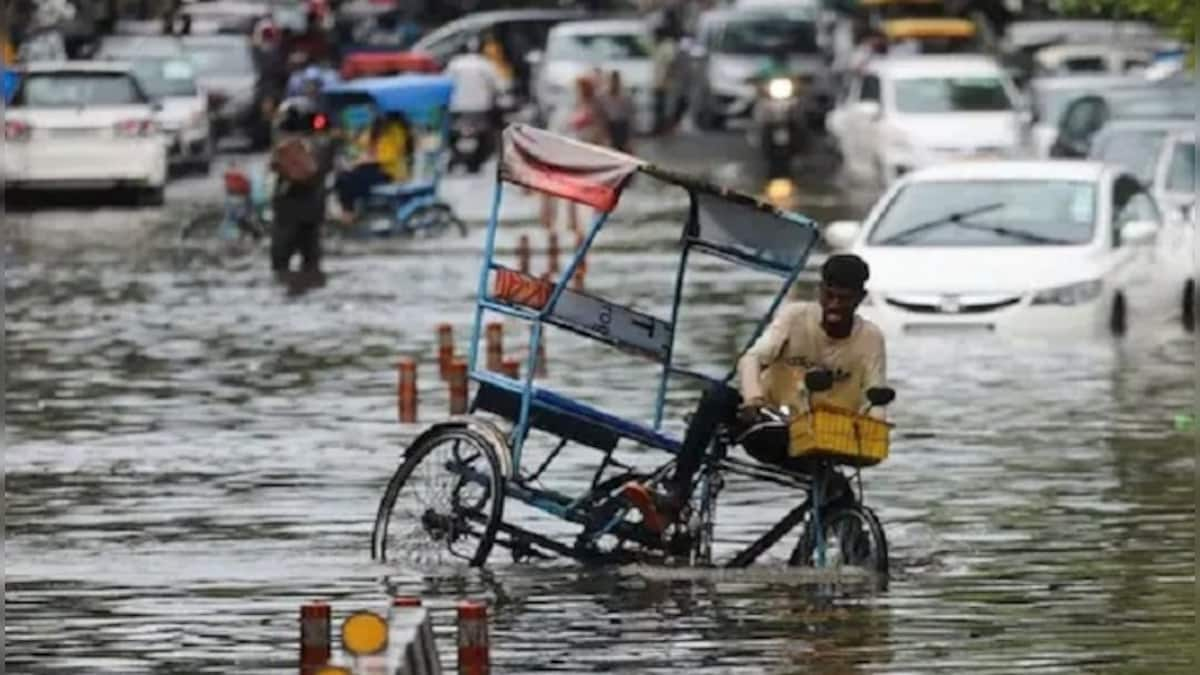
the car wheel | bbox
[1183,280,1195,333]
[1109,292,1127,336]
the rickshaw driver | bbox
[623,254,887,534]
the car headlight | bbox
[1031,280,1103,305]
[767,78,794,100]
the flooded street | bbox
[5,131,1195,674]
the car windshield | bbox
[893,76,1013,113]
[546,31,651,61]
[868,180,1097,246]
[1166,140,1196,193]
[131,58,198,98]
[17,72,144,107]
[716,12,819,54]
[185,43,254,76]
[1089,129,1169,183]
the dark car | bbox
[411,8,589,100]
[180,33,272,148]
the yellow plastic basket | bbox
[788,403,892,467]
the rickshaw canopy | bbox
[322,73,453,127]
[499,124,817,275]
[338,50,439,80]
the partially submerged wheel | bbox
[405,203,468,238]
[1182,280,1194,333]
[789,503,889,579]
[371,423,506,567]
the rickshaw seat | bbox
[369,181,436,199]
[472,372,682,455]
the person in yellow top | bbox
[481,31,513,89]
[333,114,410,223]
[623,254,888,532]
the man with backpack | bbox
[269,98,337,293]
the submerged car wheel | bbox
[1183,280,1195,333]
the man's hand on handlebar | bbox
[737,397,768,425]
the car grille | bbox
[885,294,1022,315]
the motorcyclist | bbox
[444,37,505,171]
[268,96,337,293]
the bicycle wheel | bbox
[789,503,889,579]
[371,424,506,567]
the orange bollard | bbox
[300,601,331,675]
[547,231,559,276]
[485,322,504,371]
[457,600,490,675]
[448,360,469,415]
[397,358,417,423]
[437,323,455,380]
[500,359,520,380]
[516,234,531,275]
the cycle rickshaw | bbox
[322,73,467,238]
[371,124,894,578]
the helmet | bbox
[275,97,320,134]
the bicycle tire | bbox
[789,503,889,579]
[371,424,506,567]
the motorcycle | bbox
[449,110,494,174]
[748,75,810,177]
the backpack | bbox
[272,136,318,183]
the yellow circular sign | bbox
[341,611,389,656]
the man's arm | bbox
[736,303,799,405]
[862,328,888,420]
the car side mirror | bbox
[151,99,164,113]
[1120,219,1157,245]
[865,387,895,407]
[805,369,835,393]
[823,220,861,251]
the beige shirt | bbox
[737,301,887,418]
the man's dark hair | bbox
[821,254,869,291]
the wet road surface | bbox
[5,129,1196,673]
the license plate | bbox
[772,128,790,144]
[904,323,994,334]
[456,137,478,152]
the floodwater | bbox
[4,134,1196,674]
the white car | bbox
[532,19,659,135]
[132,57,212,173]
[822,161,1176,337]
[1031,43,1152,77]
[826,55,1028,186]
[1149,132,1196,330]
[5,61,168,204]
